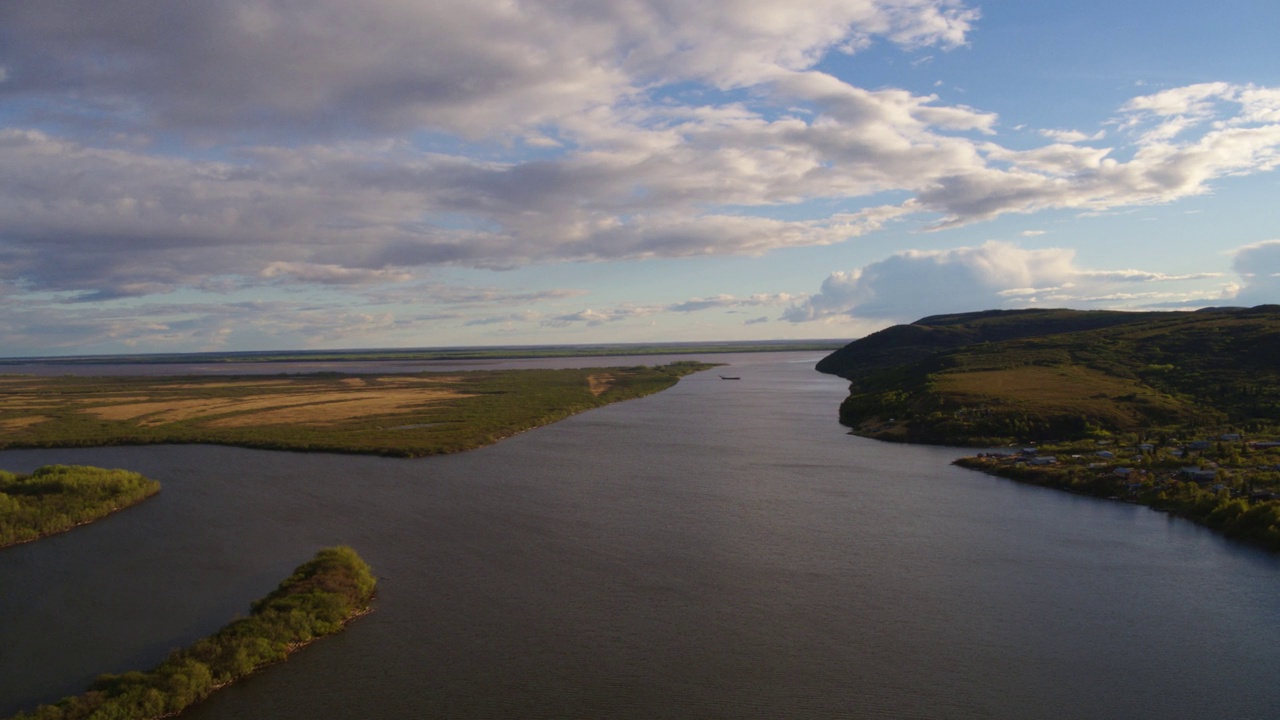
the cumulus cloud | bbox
[784,240,1238,322]
[1232,240,1280,306]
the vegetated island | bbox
[817,305,1280,552]
[7,546,377,720]
[0,465,160,549]
[0,361,714,458]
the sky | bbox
[3,0,1280,357]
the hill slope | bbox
[817,306,1280,445]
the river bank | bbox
[955,439,1280,553]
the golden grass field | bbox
[931,364,1204,430]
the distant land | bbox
[0,363,713,457]
[0,339,846,366]
[816,305,1280,446]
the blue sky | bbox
[2,0,1280,356]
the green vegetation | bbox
[0,465,160,548]
[817,306,1280,445]
[0,362,713,457]
[956,436,1280,552]
[8,546,376,720]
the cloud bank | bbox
[784,241,1236,323]
[2,2,1279,306]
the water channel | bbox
[2,353,1278,718]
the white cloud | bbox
[1232,239,1280,306]
[261,262,414,285]
[784,240,1237,322]
[1039,129,1106,143]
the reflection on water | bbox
[2,353,1279,719]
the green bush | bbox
[0,466,160,548]
[8,547,376,720]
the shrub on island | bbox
[0,465,161,548]
[9,546,377,720]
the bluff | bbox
[816,306,1280,445]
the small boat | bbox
[719,375,741,380]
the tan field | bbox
[204,388,472,427]
[586,373,616,396]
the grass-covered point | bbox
[9,546,376,720]
[0,465,160,549]
[817,306,1280,445]
[0,362,713,458]
[956,436,1280,552]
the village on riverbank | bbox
[957,432,1280,551]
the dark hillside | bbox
[817,306,1280,445]
[814,308,1168,381]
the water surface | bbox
[2,354,1278,718]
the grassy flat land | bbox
[0,362,712,457]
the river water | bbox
[2,353,1278,719]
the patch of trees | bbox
[956,458,1280,553]
[0,465,160,548]
[8,546,377,720]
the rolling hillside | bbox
[817,306,1280,445]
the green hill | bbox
[817,306,1280,445]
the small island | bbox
[8,546,377,720]
[0,465,161,549]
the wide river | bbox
[2,353,1279,719]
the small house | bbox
[1179,467,1217,483]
